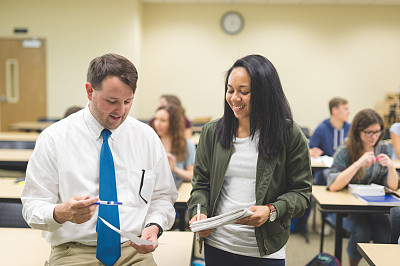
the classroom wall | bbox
[1,1,400,130]
[0,0,143,118]
[141,3,400,129]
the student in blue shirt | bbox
[309,97,350,185]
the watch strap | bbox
[266,204,276,222]
[145,223,163,238]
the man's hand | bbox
[310,147,323,158]
[53,196,99,224]
[129,225,158,254]
[236,206,269,227]
[189,213,211,237]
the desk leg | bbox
[334,213,343,262]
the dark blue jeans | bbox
[204,243,285,266]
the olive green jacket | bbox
[187,119,312,256]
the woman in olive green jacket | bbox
[187,55,312,266]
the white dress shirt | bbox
[21,106,178,246]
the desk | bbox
[175,182,192,231]
[0,132,39,142]
[357,243,400,266]
[0,228,50,266]
[9,121,53,132]
[154,231,194,266]
[311,156,400,169]
[0,228,193,266]
[312,185,395,262]
[0,177,23,202]
[0,149,33,172]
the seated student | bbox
[309,97,350,185]
[390,122,400,160]
[63,105,83,118]
[327,109,398,266]
[149,94,193,138]
[152,104,196,188]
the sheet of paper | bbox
[99,217,159,246]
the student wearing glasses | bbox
[327,109,399,266]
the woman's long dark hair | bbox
[347,109,384,181]
[216,54,293,159]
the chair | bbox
[390,206,400,244]
[0,140,35,149]
[0,202,29,228]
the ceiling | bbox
[141,0,400,5]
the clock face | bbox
[221,11,244,35]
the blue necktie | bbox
[96,129,121,265]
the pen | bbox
[196,203,201,241]
[93,201,123,205]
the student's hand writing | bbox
[376,153,394,169]
[236,205,269,227]
[355,151,375,169]
[189,213,211,237]
[129,226,158,254]
[167,153,176,173]
[309,147,323,158]
[53,195,99,224]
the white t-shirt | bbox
[206,133,285,259]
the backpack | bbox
[306,253,341,266]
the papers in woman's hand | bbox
[99,217,159,245]
[190,208,253,232]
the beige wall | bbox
[0,0,143,117]
[1,1,400,129]
[142,4,400,129]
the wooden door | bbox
[0,38,47,131]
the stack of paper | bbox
[190,208,253,232]
[348,184,385,196]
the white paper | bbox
[99,217,159,245]
[311,155,333,167]
[348,184,385,196]
[190,208,254,232]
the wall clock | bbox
[221,11,244,35]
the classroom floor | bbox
[285,207,369,266]
[190,207,369,266]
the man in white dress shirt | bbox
[21,53,178,265]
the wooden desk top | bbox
[9,121,53,132]
[0,228,50,266]
[153,231,194,266]
[0,149,33,162]
[312,185,364,207]
[0,178,23,199]
[176,182,192,203]
[357,243,400,266]
[0,228,193,266]
[0,132,39,142]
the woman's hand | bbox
[236,206,270,227]
[189,213,211,237]
[355,151,375,168]
[376,153,394,169]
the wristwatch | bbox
[145,223,163,238]
[266,204,277,222]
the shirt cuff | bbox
[44,204,63,232]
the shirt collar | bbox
[83,103,123,141]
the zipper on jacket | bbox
[210,145,233,216]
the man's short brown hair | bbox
[329,97,348,115]
[87,53,138,93]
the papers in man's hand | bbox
[99,217,159,246]
[190,208,253,233]
[348,184,385,196]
